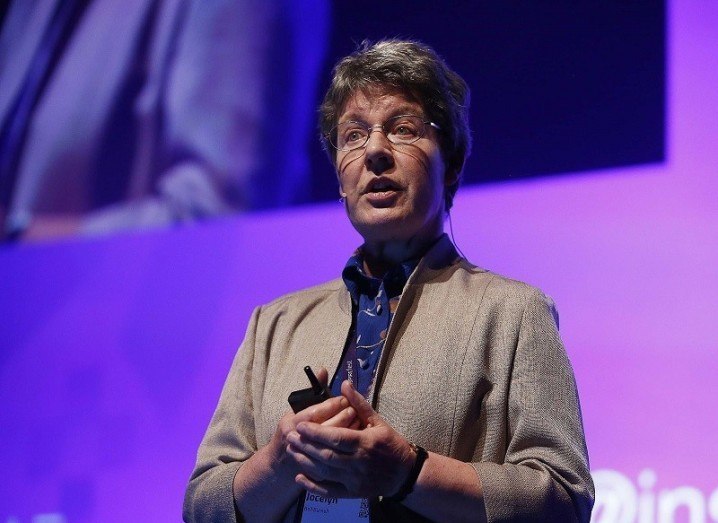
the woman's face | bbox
[335,88,448,245]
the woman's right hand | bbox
[232,368,360,521]
[267,367,360,473]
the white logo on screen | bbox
[592,469,718,523]
[5,515,65,523]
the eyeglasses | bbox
[327,114,441,152]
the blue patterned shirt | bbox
[330,250,419,397]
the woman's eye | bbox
[344,129,366,144]
[391,121,419,138]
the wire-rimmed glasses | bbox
[327,115,441,152]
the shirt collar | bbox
[341,242,432,302]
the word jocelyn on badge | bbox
[305,493,338,506]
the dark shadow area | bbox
[307,1,665,201]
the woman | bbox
[184,39,594,522]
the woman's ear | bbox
[444,158,464,187]
[444,164,463,210]
[444,170,457,187]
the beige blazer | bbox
[184,236,594,522]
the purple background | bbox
[1,2,717,522]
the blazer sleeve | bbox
[473,288,594,523]
[183,306,263,522]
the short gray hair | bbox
[319,39,471,210]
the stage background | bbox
[1,1,717,522]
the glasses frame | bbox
[327,114,441,152]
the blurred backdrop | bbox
[1,1,717,522]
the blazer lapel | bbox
[368,235,460,404]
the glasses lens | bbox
[332,122,369,151]
[386,115,425,145]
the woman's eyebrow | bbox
[339,105,425,124]
[386,105,425,118]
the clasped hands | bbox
[271,368,416,500]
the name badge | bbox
[300,492,369,522]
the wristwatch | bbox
[382,442,428,503]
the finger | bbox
[285,440,322,472]
[315,366,329,386]
[296,422,360,453]
[295,474,351,499]
[296,396,349,424]
[321,406,357,428]
[286,440,347,484]
[341,380,382,427]
[287,431,352,466]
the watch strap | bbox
[383,442,428,503]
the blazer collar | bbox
[336,234,462,315]
[406,233,462,286]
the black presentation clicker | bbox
[288,366,332,413]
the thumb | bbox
[315,366,329,387]
[341,380,382,428]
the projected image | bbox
[0,0,329,242]
[0,2,664,242]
